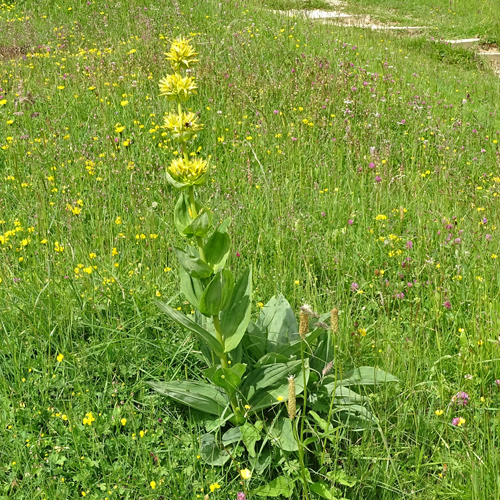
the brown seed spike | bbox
[287,375,296,420]
[299,311,309,338]
[331,308,339,334]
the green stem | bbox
[213,314,245,424]
[298,339,310,500]
[188,185,206,261]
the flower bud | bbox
[287,375,296,419]
[299,311,309,339]
[331,308,338,334]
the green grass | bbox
[334,0,500,41]
[1,0,500,498]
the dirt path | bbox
[270,1,500,77]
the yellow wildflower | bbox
[165,36,198,70]
[240,469,252,480]
[159,73,197,101]
[168,157,208,186]
[163,111,203,142]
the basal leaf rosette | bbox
[166,156,209,189]
[165,36,199,71]
[159,73,197,101]
[163,111,203,142]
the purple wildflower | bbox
[237,494,246,500]
[406,240,413,249]
[486,234,492,241]
[375,175,382,183]
[369,162,375,169]
[495,379,500,387]
[443,301,451,310]
[351,282,359,291]
[348,219,354,226]
[453,391,469,406]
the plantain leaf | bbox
[240,421,261,457]
[309,481,342,500]
[256,295,300,353]
[175,245,213,279]
[155,300,223,357]
[268,416,298,452]
[220,267,252,353]
[337,367,399,387]
[204,219,231,272]
[241,360,309,412]
[199,270,234,317]
[146,380,229,416]
[252,476,293,497]
[222,426,242,446]
[200,433,231,466]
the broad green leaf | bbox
[241,360,309,412]
[222,426,241,446]
[179,267,204,309]
[311,327,334,373]
[338,404,378,430]
[146,380,228,416]
[240,422,261,457]
[269,416,298,452]
[210,363,246,397]
[243,321,267,360]
[194,312,217,366]
[199,270,234,317]
[184,207,213,238]
[174,192,193,236]
[321,379,368,404]
[276,326,325,357]
[199,433,231,466]
[254,352,290,368]
[204,219,231,272]
[308,410,333,434]
[249,448,272,474]
[337,367,399,387]
[155,300,223,357]
[257,295,299,352]
[309,481,342,500]
[175,246,213,279]
[252,476,293,497]
[326,470,357,488]
[220,267,252,353]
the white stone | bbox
[445,38,481,48]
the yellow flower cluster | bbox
[168,157,208,186]
[165,36,199,70]
[82,412,96,426]
[163,111,203,142]
[158,73,197,101]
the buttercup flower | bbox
[159,73,197,101]
[209,483,221,493]
[240,468,252,480]
[165,36,199,70]
[163,111,203,142]
[167,157,208,186]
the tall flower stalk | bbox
[157,36,249,424]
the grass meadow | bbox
[1,0,500,498]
